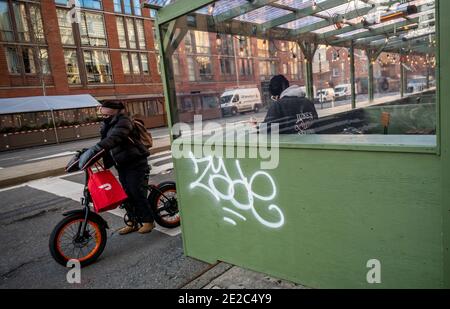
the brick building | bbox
[0,0,418,134]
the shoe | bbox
[118,225,139,235]
[138,222,155,234]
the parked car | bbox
[220,87,263,116]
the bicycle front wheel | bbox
[49,213,107,267]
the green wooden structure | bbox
[146,0,449,288]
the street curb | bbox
[0,145,171,189]
[180,262,234,289]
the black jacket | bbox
[97,113,149,169]
[263,95,318,134]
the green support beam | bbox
[214,0,279,23]
[366,48,385,103]
[318,0,399,41]
[299,42,318,100]
[156,0,215,25]
[156,23,179,140]
[259,0,347,32]
[288,5,373,38]
[400,53,406,98]
[331,18,420,45]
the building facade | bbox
[0,0,426,134]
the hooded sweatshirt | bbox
[263,85,318,134]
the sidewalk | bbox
[181,262,307,289]
[0,136,171,189]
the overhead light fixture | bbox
[362,4,418,27]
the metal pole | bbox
[50,109,60,144]
[234,37,240,87]
[400,53,405,98]
[350,43,356,109]
[368,54,375,102]
[306,59,314,101]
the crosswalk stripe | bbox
[150,154,172,165]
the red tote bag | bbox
[88,165,128,213]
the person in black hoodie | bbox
[263,75,318,134]
[78,100,154,235]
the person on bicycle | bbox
[78,100,155,235]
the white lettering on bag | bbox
[99,184,112,191]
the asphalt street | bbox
[0,151,212,289]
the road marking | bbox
[25,177,180,236]
[26,151,77,162]
[150,150,171,158]
[0,156,21,162]
[150,154,173,165]
[150,162,174,175]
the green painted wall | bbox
[173,142,442,288]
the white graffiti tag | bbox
[189,152,285,229]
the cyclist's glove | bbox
[78,145,104,170]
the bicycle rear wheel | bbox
[149,182,180,228]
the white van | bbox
[316,88,335,103]
[334,84,355,101]
[220,87,262,116]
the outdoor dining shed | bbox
[147,0,449,288]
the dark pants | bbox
[117,164,154,223]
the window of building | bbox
[220,58,234,75]
[196,56,212,81]
[184,31,193,53]
[30,5,44,43]
[187,57,195,81]
[136,19,145,49]
[257,39,269,57]
[219,35,234,56]
[83,49,112,83]
[238,36,251,57]
[22,47,36,74]
[133,0,141,16]
[78,0,102,10]
[5,46,20,74]
[172,55,180,76]
[116,17,127,48]
[126,18,136,49]
[0,1,13,41]
[1,1,45,43]
[202,96,218,110]
[194,31,210,54]
[117,17,145,50]
[123,0,132,15]
[140,53,149,74]
[113,0,122,13]
[130,52,140,74]
[79,12,107,47]
[282,63,288,75]
[332,68,340,77]
[64,49,81,84]
[152,27,159,51]
[12,2,29,42]
[57,9,75,45]
[121,52,130,74]
[239,58,253,76]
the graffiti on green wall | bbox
[189,152,285,229]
